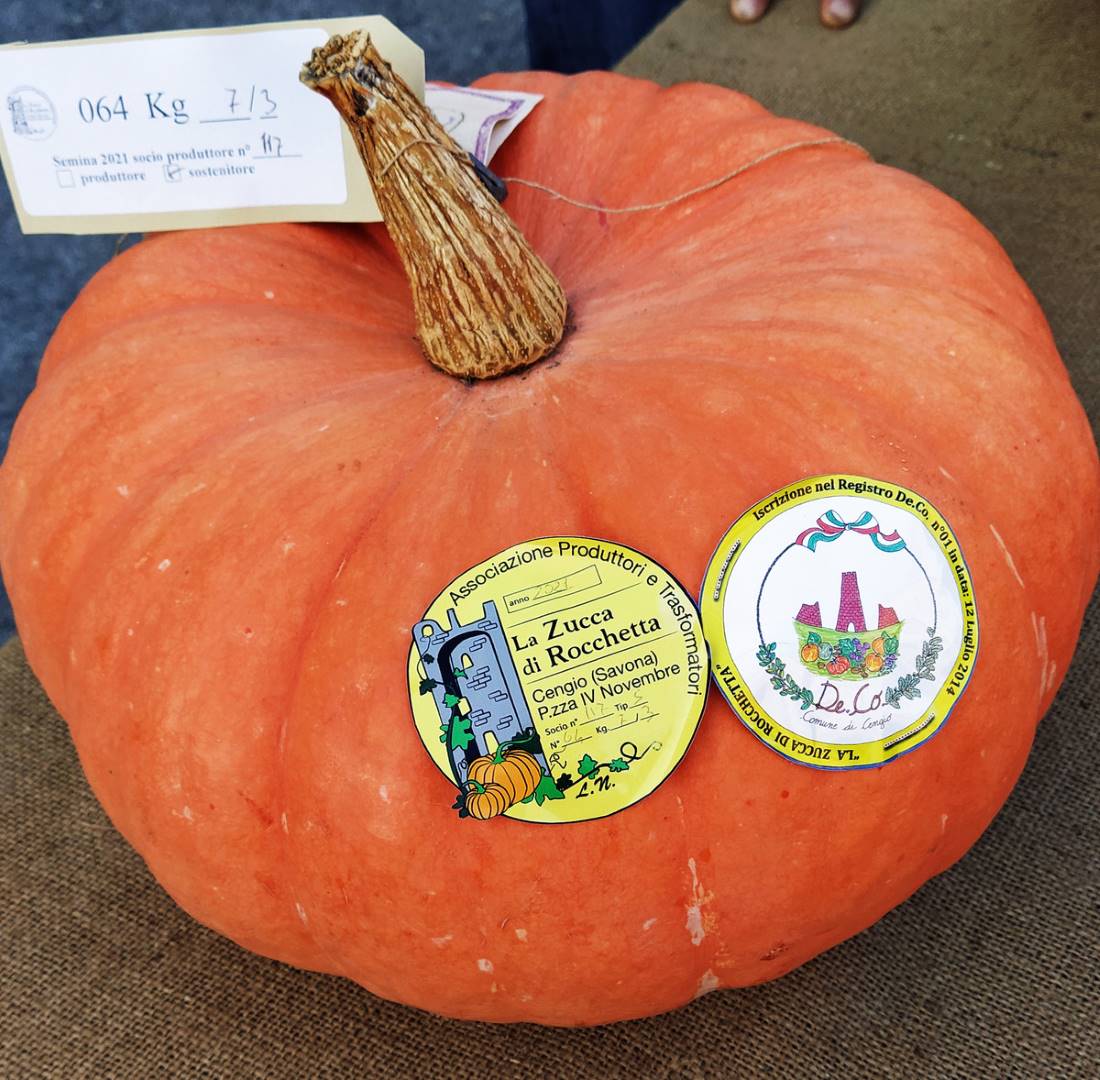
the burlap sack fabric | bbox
[3,1,1098,1076]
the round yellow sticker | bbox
[700,475,979,770]
[408,537,708,823]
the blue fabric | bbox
[524,0,679,72]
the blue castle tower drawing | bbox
[8,95,30,136]
[412,601,546,784]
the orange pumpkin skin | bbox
[0,71,1097,1026]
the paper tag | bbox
[700,476,979,770]
[0,17,423,234]
[425,83,541,164]
[408,537,708,824]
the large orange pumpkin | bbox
[0,47,1097,1026]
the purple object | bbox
[835,571,868,633]
[796,602,823,627]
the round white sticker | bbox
[701,475,979,769]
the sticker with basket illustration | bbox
[794,512,905,680]
[701,475,979,770]
[409,537,708,823]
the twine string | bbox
[378,138,459,177]
[377,135,867,214]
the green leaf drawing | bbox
[608,758,629,772]
[453,667,467,680]
[807,631,822,645]
[449,714,474,752]
[756,642,777,666]
[915,635,943,680]
[418,677,439,695]
[422,652,435,664]
[522,773,566,806]
[757,642,813,711]
[884,630,943,706]
[577,753,598,777]
[443,692,461,708]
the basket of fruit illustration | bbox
[794,571,903,681]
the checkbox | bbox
[56,169,74,188]
[163,163,183,182]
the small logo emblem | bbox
[6,86,56,140]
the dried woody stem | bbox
[301,32,567,379]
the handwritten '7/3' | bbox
[75,87,280,128]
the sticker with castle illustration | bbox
[700,475,979,770]
[408,537,708,823]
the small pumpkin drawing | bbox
[464,780,513,820]
[468,747,542,805]
[800,643,820,663]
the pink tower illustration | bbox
[795,573,900,631]
[795,601,822,626]
[835,571,867,632]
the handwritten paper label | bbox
[0,17,423,234]
[425,84,541,164]
[409,537,708,824]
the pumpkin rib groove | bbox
[62,372,467,968]
[39,298,417,387]
[529,390,607,537]
[8,365,434,713]
[16,347,422,539]
[27,325,418,492]
[538,180,1051,363]
[577,294,1072,435]
[270,388,472,977]
[679,791,722,996]
[566,243,1049,361]
[42,227,412,377]
[82,373,468,972]
[12,314,423,578]
[2,353,399,618]
[534,367,792,997]
[488,74,670,277]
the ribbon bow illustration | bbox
[795,510,906,553]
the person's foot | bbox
[819,0,861,28]
[729,0,863,29]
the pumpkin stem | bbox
[300,33,567,380]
